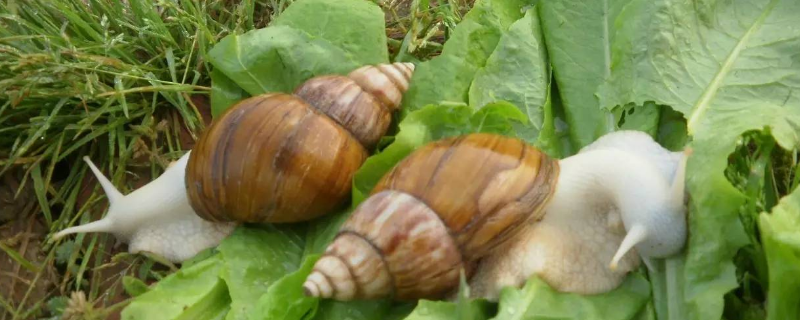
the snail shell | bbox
[186,63,414,223]
[302,133,559,300]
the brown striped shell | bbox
[185,62,414,223]
[303,133,559,300]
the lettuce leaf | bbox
[209,69,247,117]
[207,0,388,115]
[759,187,800,320]
[250,255,321,320]
[597,0,800,319]
[468,8,549,143]
[310,300,396,320]
[272,0,388,65]
[121,255,230,320]
[401,260,495,320]
[491,274,651,320]
[206,26,359,106]
[218,226,305,320]
[402,300,492,320]
[251,254,397,320]
[538,0,631,148]
[398,0,534,111]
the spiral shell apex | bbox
[293,62,413,149]
[185,62,415,224]
[304,133,559,300]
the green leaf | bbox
[351,103,469,203]
[181,248,220,269]
[599,0,800,134]
[385,303,419,320]
[635,302,657,320]
[617,102,661,137]
[655,106,688,152]
[352,102,527,204]
[647,256,687,320]
[45,296,68,317]
[660,93,800,320]
[311,299,396,320]
[209,69,247,118]
[272,0,388,65]
[534,82,564,158]
[217,226,305,320]
[759,187,800,320]
[403,300,491,320]
[250,255,321,320]
[121,255,230,320]
[491,274,651,320]
[123,276,151,297]
[208,26,359,97]
[470,101,528,135]
[55,239,76,265]
[399,0,532,112]
[456,270,495,320]
[597,0,800,318]
[390,0,556,156]
[468,8,549,143]
[303,209,353,256]
[402,271,493,320]
[207,0,389,115]
[538,0,633,148]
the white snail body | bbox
[53,153,237,262]
[578,130,685,183]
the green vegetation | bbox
[1,0,799,319]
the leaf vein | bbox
[686,0,780,133]
[233,34,268,93]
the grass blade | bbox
[0,241,41,273]
[1,98,67,175]
[30,163,53,226]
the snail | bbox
[53,62,416,263]
[186,62,415,224]
[52,153,237,262]
[302,130,689,301]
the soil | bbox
[0,187,57,320]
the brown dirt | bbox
[0,208,58,319]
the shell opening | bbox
[302,279,320,297]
